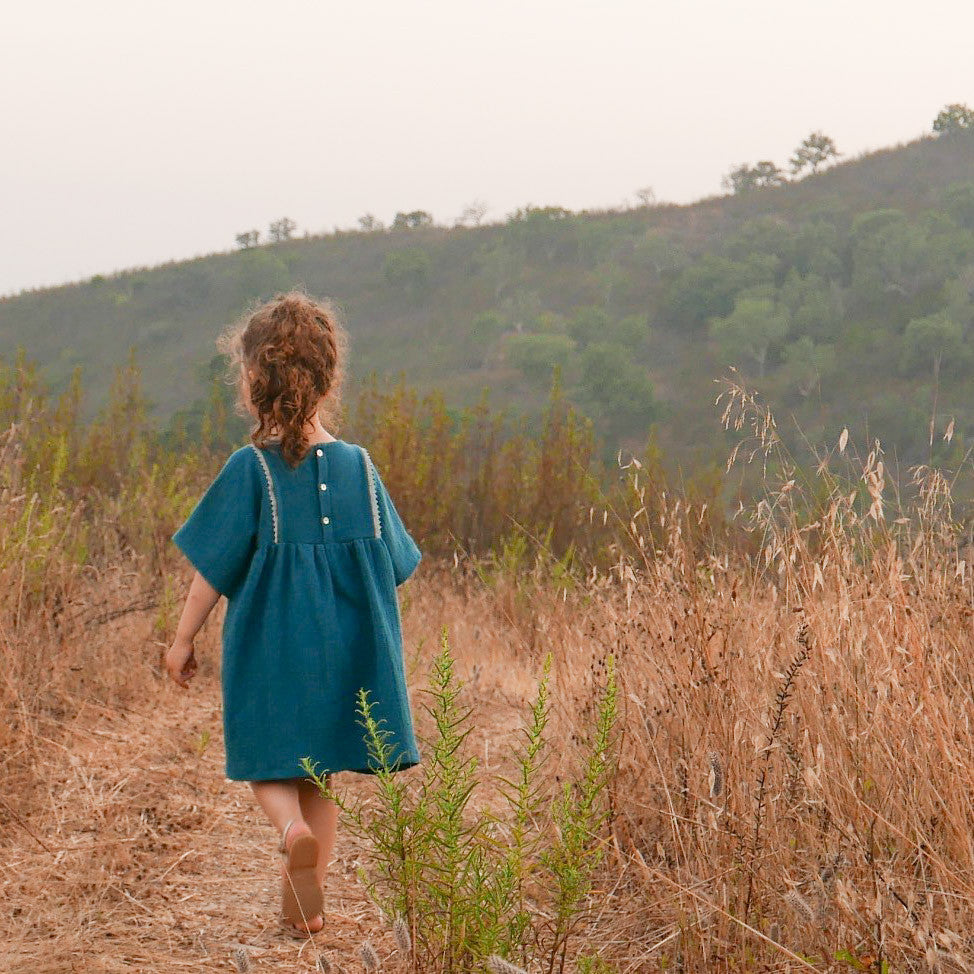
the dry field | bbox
[3,392,974,971]
[4,529,974,972]
[0,564,643,972]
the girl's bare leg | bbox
[250,779,324,931]
[298,774,338,889]
[250,779,304,834]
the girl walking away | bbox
[165,290,423,938]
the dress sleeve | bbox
[371,460,422,586]
[171,448,260,598]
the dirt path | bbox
[0,610,546,972]
[3,677,409,971]
[1,582,571,973]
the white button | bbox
[316,448,323,457]
[320,483,327,491]
[321,516,330,525]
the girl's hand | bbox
[166,637,198,689]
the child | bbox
[165,290,422,938]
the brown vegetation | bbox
[2,352,973,971]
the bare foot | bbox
[280,861,324,934]
[281,821,323,935]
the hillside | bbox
[2,130,973,478]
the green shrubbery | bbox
[302,628,619,974]
[4,134,973,479]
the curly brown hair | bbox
[217,288,350,468]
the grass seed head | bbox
[707,750,723,798]
[360,939,380,971]
[231,946,251,973]
[393,914,412,953]
[487,955,529,974]
[784,889,815,924]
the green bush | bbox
[505,332,576,383]
[578,341,657,432]
[302,627,620,974]
[709,295,789,377]
[663,253,777,329]
[567,306,611,349]
[383,246,433,301]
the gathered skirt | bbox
[220,537,421,781]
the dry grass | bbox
[6,537,974,970]
[3,382,974,971]
[0,566,553,972]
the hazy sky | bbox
[3,0,972,297]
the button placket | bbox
[316,449,333,537]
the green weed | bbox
[302,626,619,974]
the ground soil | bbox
[1,578,565,973]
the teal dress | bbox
[171,438,422,781]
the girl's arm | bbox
[165,571,220,688]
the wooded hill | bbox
[2,128,973,483]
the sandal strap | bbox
[278,817,297,854]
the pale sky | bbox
[2,0,971,297]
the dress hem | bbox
[225,755,421,782]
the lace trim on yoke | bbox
[250,444,279,543]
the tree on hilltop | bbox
[391,210,434,230]
[358,213,385,232]
[722,164,758,194]
[269,218,297,242]
[933,103,974,134]
[722,161,786,195]
[235,230,260,249]
[455,199,490,227]
[790,131,840,176]
[752,161,786,187]
[634,186,657,207]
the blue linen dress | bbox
[170,438,423,781]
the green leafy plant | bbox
[194,728,211,757]
[302,626,619,974]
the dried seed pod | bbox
[784,889,815,924]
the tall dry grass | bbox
[2,347,974,970]
[558,377,974,969]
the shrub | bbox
[302,627,619,973]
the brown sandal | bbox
[279,818,324,938]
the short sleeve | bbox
[171,447,260,598]
[372,460,422,586]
